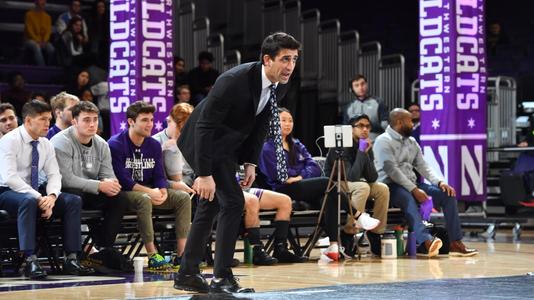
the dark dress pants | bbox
[179,160,244,279]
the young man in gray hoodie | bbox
[51,101,128,255]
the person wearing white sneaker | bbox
[374,109,478,258]
[324,114,389,258]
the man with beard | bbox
[373,108,478,258]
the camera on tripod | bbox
[324,125,353,148]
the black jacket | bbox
[324,142,378,183]
[178,62,289,176]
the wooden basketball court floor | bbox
[1,231,533,299]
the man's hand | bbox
[99,179,122,196]
[364,138,373,153]
[240,164,256,189]
[151,188,168,206]
[171,180,195,194]
[41,208,53,219]
[438,182,456,197]
[518,141,528,147]
[38,195,56,211]
[193,176,216,201]
[411,188,429,203]
[144,188,164,206]
[286,176,303,184]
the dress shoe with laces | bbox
[252,246,278,265]
[449,240,478,257]
[416,237,443,258]
[174,272,209,293]
[63,258,95,276]
[24,258,47,279]
[273,243,308,263]
[209,277,255,294]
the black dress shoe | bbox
[63,258,95,276]
[209,277,255,294]
[24,259,47,279]
[366,231,382,257]
[252,246,278,265]
[273,243,308,263]
[340,231,356,258]
[174,272,209,293]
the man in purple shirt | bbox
[108,101,191,270]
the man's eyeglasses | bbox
[352,124,371,130]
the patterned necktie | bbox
[30,140,39,191]
[268,84,288,182]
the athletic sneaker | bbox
[355,213,380,231]
[324,244,340,261]
[148,253,172,270]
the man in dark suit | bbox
[173,32,300,294]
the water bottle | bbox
[244,239,253,264]
[407,231,417,257]
[394,227,404,256]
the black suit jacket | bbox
[178,62,289,176]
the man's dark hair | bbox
[71,101,99,119]
[198,51,214,63]
[348,114,370,126]
[260,32,301,63]
[350,74,367,87]
[126,101,156,121]
[174,56,184,64]
[22,99,51,120]
[0,103,16,115]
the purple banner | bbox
[419,0,487,201]
[108,0,174,135]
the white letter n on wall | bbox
[423,145,449,184]
[461,145,484,196]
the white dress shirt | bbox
[257,65,279,116]
[0,125,62,199]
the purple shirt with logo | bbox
[108,130,167,190]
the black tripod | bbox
[303,147,356,259]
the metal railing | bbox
[338,30,360,106]
[178,2,195,69]
[223,50,242,72]
[283,0,301,41]
[318,19,340,102]
[243,0,263,46]
[262,0,283,36]
[379,54,405,111]
[488,76,517,148]
[207,33,224,73]
[300,9,320,86]
[193,17,210,62]
[359,41,381,97]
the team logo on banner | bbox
[419,0,487,201]
[109,0,174,135]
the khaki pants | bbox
[343,182,389,234]
[125,189,191,243]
